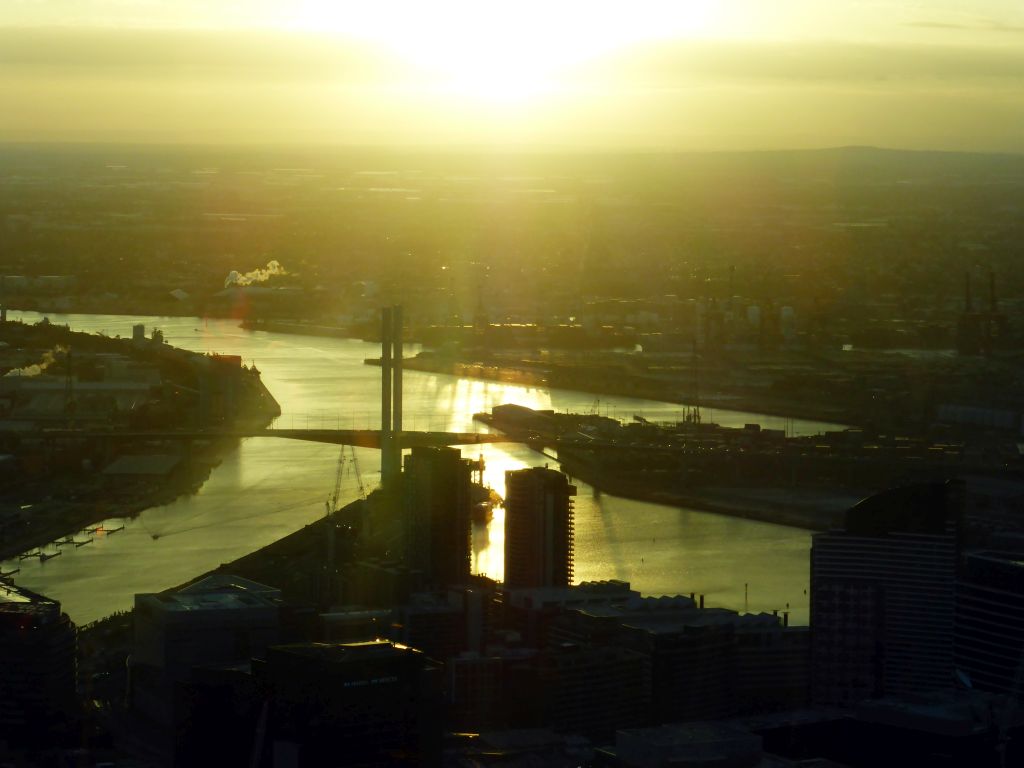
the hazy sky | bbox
[2,1,1023,151]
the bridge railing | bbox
[268,411,493,434]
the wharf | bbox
[475,404,1002,531]
[374,352,850,424]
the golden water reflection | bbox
[6,312,821,625]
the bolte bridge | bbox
[40,428,511,450]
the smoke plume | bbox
[4,345,67,377]
[224,259,288,289]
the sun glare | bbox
[291,1,723,105]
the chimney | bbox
[699,594,704,609]
[783,611,789,627]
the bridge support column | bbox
[380,305,404,487]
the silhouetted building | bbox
[448,653,506,731]
[606,722,764,768]
[955,551,1024,694]
[446,730,592,767]
[390,592,465,661]
[499,580,638,647]
[130,574,282,729]
[0,586,77,747]
[811,482,962,706]
[504,467,576,589]
[537,642,649,739]
[721,690,1019,768]
[551,595,809,722]
[254,640,443,766]
[346,557,424,607]
[402,446,473,587]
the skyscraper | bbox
[955,550,1024,694]
[0,585,77,746]
[504,467,575,589]
[403,446,473,587]
[810,481,962,706]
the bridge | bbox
[40,428,511,450]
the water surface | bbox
[4,312,835,625]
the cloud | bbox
[1,28,1022,152]
[567,40,1024,88]
[4,28,1024,89]
[906,19,1024,34]
[0,27,407,84]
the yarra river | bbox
[4,312,846,625]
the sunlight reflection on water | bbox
[4,312,828,624]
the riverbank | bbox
[370,353,853,426]
[560,463,853,531]
[0,318,282,561]
[0,446,227,562]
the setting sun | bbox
[290,0,724,104]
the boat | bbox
[83,526,103,534]
[105,525,125,535]
[472,500,494,524]
[74,538,93,548]
[55,536,75,547]
[18,551,41,560]
[0,568,19,579]
[39,551,62,562]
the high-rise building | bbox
[955,551,1024,694]
[0,585,77,746]
[811,481,962,706]
[504,467,575,589]
[403,446,473,587]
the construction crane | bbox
[348,444,367,500]
[323,447,346,607]
[328,446,345,515]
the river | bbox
[3,312,846,625]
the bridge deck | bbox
[41,428,511,449]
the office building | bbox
[811,481,961,706]
[955,551,1024,694]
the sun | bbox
[290,1,724,105]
